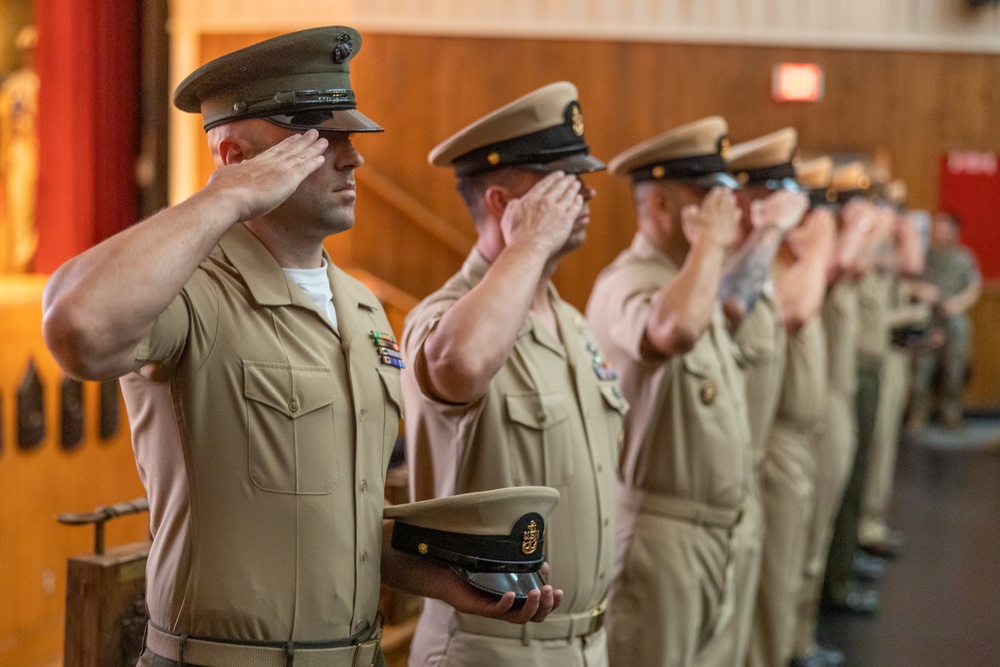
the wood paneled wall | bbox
[170,0,1000,53]
[966,285,1000,410]
[0,278,149,667]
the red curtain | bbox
[33,0,138,273]
[938,152,1000,281]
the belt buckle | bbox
[351,638,380,667]
[587,605,606,635]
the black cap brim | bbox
[264,108,383,133]
[671,172,742,190]
[453,567,546,600]
[518,153,605,175]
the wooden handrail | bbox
[346,268,420,314]
[357,166,473,257]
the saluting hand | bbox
[680,186,741,249]
[202,129,330,223]
[788,207,836,260]
[751,189,809,233]
[500,171,585,257]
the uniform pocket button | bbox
[289,397,300,413]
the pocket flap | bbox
[598,384,630,415]
[243,362,335,418]
[377,366,404,415]
[505,393,569,430]
[681,345,717,378]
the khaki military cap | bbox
[428,82,604,177]
[173,26,382,133]
[727,128,800,190]
[385,486,560,598]
[795,155,835,206]
[829,161,872,204]
[608,116,738,188]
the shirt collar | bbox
[217,223,380,313]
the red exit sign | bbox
[772,63,824,102]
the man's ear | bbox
[218,138,247,166]
[648,184,673,222]
[482,184,511,221]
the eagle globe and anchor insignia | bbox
[332,32,353,64]
[522,520,539,555]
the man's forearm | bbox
[718,225,783,323]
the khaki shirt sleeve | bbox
[588,267,661,364]
[132,270,218,380]
[401,295,461,404]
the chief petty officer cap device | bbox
[172,25,383,133]
[607,115,740,189]
[428,81,605,177]
[384,486,560,598]
[726,127,802,192]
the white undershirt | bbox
[283,259,339,329]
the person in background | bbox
[791,161,873,667]
[587,116,748,667]
[857,184,928,561]
[703,127,809,667]
[907,210,982,431]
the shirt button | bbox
[599,572,606,579]
[289,397,299,413]
[538,413,547,423]
[361,479,368,492]
[597,463,604,473]
[361,550,368,561]
[604,517,610,527]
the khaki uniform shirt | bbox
[401,249,626,614]
[121,224,402,642]
[585,234,752,509]
[734,290,787,464]
[822,280,860,397]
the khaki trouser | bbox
[606,498,735,667]
[824,362,881,600]
[860,348,909,545]
[695,486,763,667]
[748,424,815,667]
[792,391,855,657]
[410,598,608,667]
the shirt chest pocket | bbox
[505,392,574,486]
[243,362,339,494]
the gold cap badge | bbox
[570,104,585,137]
[522,520,539,555]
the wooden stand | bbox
[63,541,150,667]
